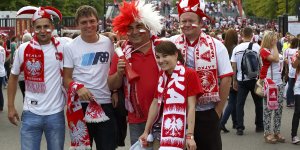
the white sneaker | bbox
[292,136,300,144]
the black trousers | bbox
[292,95,300,137]
[114,88,127,147]
[18,80,25,100]
[82,103,117,150]
[194,108,222,150]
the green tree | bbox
[0,0,29,11]
[244,0,300,19]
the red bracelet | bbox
[186,135,194,140]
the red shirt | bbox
[154,67,204,99]
[109,48,159,123]
[259,48,271,79]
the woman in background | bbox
[220,29,239,132]
[290,40,300,144]
[259,31,285,144]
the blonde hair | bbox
[260,31,277,49]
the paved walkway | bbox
[0,88,299,150]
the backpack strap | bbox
[248,42,253,50]
[241,42,254,81]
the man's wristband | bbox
[186,135,194,140]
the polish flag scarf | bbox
[122,36,159,118]
[66,81,109,150]
[174,32,220,105]
[156,62,187,150]
[22,36,61,93]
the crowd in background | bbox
[1,0,300,149]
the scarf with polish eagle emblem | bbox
[17,5,64,93]
[174,32,220,105]
[156,62,187,149]
[21,36,62,93]
[66,81,109,150]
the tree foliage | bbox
[0,0,115,17]
[2,0,298,20]
[244,0,300,19]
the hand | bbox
[8,107,20,126]
[215,108,222,119]
[186,139,197,150]
[284,74,288,83]
[233,80,238,91]
[111,92,118,108]
[139,132,149,148]
[273,45,278,52]
[272,41,278,49]
[76,87,93,101]
[103,32,117,43]
[117,58,126,76]
[115,40,126,47]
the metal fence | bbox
[0,17,77,28]
[0,18,16,27]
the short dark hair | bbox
[11,36,16,41]
[243,27,253,38]
[75,5,99,25]
[155,41,185,64]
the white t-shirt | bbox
[231,42,261,81]
[0,46,6,77]
[11,38,67,115]
[266,54,283,85]
[284,48,297,78]
[64,35,113,104]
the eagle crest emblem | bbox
[26,58,42,77]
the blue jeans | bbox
[20,111,65,150]
[220,89,237,126]
[287,78,295,105]
[236,80,263,130]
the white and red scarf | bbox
[21,36,62,93]
[264,78,279,110]
[156,62,187,150]
[122,36,159,118]
[174,32,220,105]
[66,82,109,150]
